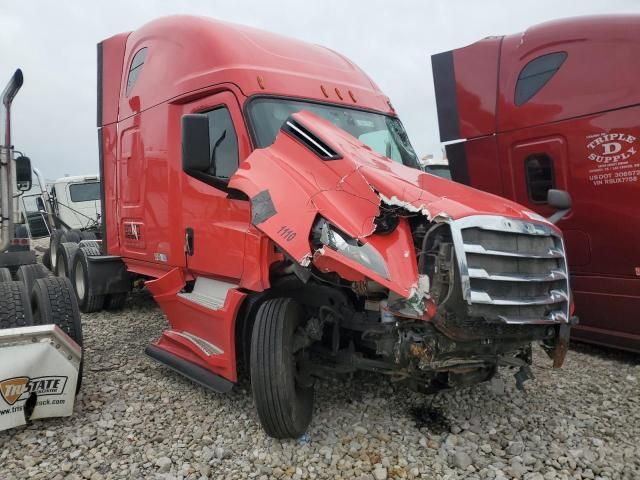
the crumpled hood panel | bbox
[229,111,553,298]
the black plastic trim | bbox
[96,42,103,127]
[432,50,461,142]
[145,344,234,394]
[446,142,470,185]
[281,118,342,160]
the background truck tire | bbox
[31,276,83,393]
[17,264,51,295]
[72,248,105,313]
[61,229,82,244]
[104,293,127,311]
[42,248,52,270]
[79,231,97,240]
[0,267,13,282]
[49,229,64,272]
[0,281,33,328]
[55,242,79,278]
[78,241,101,253]
[250,297,314,439]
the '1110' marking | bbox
[278,226,296,241]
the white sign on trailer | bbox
[0,325,81,431]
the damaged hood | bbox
[230,111,554,299]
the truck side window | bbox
[205,107,239,179]
[515,52,567,106]
[525,154,555,203]
[126,48,148,96]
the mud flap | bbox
[552,323,572,369]
[0,325,82,431]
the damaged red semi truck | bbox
[86,15,573,438]
[431,15,640,353]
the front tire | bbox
[250,298,314,439]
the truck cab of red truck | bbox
[432,15,640,353]
[91,15,572,438]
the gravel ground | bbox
[1,287,639,480]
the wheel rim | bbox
[51,246,57,268]
[75,261,85,300]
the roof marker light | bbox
[335,88,343,100]
[320,85,329,98]
[348,90,357,103]
[257,75,265,90]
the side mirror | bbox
[181,114,210,173]
[15,156,32,192]
[547,189,571,210]
[546,189,572,224]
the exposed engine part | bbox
[373,208,400,235]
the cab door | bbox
[500,132,592,268]
[180,91,252,281]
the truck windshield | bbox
[68,182,101,202]
[247,98,420,169]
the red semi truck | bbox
[432,15,640,353]
[56,16,573,437]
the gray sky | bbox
[1,0,638,179]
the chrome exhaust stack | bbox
[0,69,24,252]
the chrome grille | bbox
[450,216,570,325]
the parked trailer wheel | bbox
[49,229,64,272]
[71,247,105,313]
[78,240,101,252]
[61,230,82,244]
[17,264,51,295]
[55,242,79,278]
[0,281,33,328]
[105,293,127,311]
[0,267,13,282]
[31,276,83,393]
[42,248,51,270]
[250,298,314,439]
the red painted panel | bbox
[176,90,252,281]
[100,124,120,255]
[98,32,129,126]
[499,108,640,278]
[465,136,503,196]
[146,268,246,381]
[498,15,640,132]
[116,16,392,123]
[571,275,640,353]
[452,37,501,140]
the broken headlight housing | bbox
[311,218,389,279]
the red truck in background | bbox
[51,15,573,438]
[432,15,640,353]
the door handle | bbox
[185,227,194,256]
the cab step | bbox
[177,277,236,310]
[144,344,233,394]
